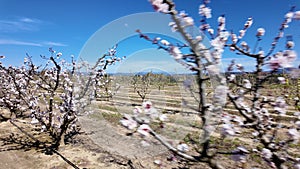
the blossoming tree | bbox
[0,45,123,150]
[120,0,300,168]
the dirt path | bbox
[78,114,168,159]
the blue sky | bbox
[0,0,300,73]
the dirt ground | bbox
[0,115,199,169]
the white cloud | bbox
[0,39,67,47]
[0,39,42,46]
[19,17,40,23]
[43,41,67,47]
[0,17,42,32]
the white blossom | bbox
[283,50,297,63]
[244,17,253,28]
[183,16,194,26]
[261,148,272,160]
[160,39,170,46]
[231,33,238,44]
[56,52,62,57]
[295,121,300,128]
[295,163,300,169]
[256,28,265,36]
[31,117,39,124]
[228,74,236,82]
[286,12,294,19]
[169,46,183,60]
[286,41,295,48]
[218,15,225,24]
[243,79,252,89]
[288,128,300,142]
[238,30,245,39]
[207,28,214,35]
[159,114,168,121]
[221,123,235,136]
[199,4,212,18]
[153,159,162,166]
[294,11,300,20]
[177,143,189,152]
[277,77,286,84]
[231,147,248,162]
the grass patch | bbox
[102,112,122,125]
[98,104,118,112]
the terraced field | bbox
[79,75,300,168]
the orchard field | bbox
[1,72,299,169]
[1,0,300,169]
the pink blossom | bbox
[120,114,138,130]
[133,107,142,114]
[143,101,152,110]
[149,0,169,13]
[137,124,151,137]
